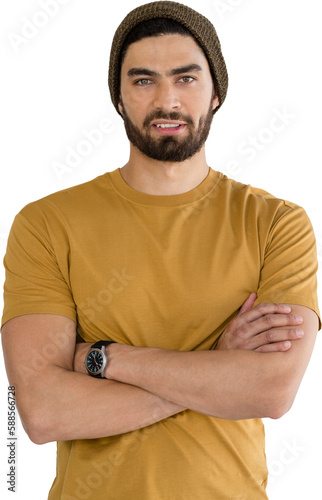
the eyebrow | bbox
[127,64,203,78]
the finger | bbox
[234,314,303,344]
[255,341,292,353]
[238,293,258,315]
[238,302,297,325]
[261,327,304,343]
[235,325,304,351]
[233,309,302,339]
[251,314,304,337]
[252,327,304,350]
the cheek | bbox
[120,87,148,116]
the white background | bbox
[0,0,321,498]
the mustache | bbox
[143,110,194,128]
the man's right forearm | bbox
[1,315,186,446]
[22,366,185,444]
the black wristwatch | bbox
[85,341,115,378]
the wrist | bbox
[104,343,150,381]
[104,342,130,380]
[216,334,228,350]
[74,343,92,374]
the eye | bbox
[135,78,153,86]
[178,76,195,83]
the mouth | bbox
[151,120,187,135]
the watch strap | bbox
[91,340,116,350]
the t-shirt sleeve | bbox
[255,202,321,330]
[1,209,76,328]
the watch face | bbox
[86,349,104,375]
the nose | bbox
[152,81,181,111]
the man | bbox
[1,1,320,499]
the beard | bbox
[120,97,215,163]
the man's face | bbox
[118,33,219,162]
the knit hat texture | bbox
[108,1,228,116]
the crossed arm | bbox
[1,293,319,444]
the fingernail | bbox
[295,315,303,323]
[296,329,304,337]
[283,306,292,312]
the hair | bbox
[120,18,194,66]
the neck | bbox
[119,144,210,196]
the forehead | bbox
[121,33,212,76]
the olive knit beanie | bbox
[108,1,228,117]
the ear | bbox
[212,92,220,112]
[118,95,124,116]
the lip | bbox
[151,119,187,135]
[151,119,186,126]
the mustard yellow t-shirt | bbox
[2,167,320,499]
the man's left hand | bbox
[216,293,304,352]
